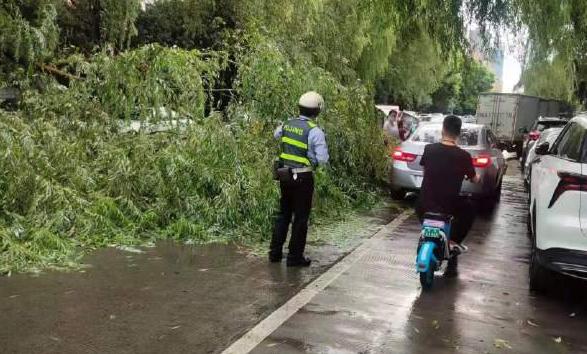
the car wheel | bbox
[529,245,550,293]
[526,210,532,233]
[530,203,536,238]
[494,179,502,203]
[390,188,406,200]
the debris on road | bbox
[116,245,145,254]
[526,320,539,327]
[494,338,512,349]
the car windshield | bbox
[536,121,566,131]
[411,126,480,146]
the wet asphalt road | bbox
[252,162,587,354]
[1,162,587,354]
[0,208,392,353]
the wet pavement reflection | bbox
[2,163,586,354]
[253,163,587,354]
[0,209,393,353]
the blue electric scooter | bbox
[416,212,461,290]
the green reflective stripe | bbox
[282,137,308,149]
[308,121,317,128]
[280,153,311,166]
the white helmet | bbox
[299,91,324,110]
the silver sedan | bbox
[389,123,507,203]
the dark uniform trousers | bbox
[269,172,314,261]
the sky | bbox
[501,31,525,93]
[467,20,525,93]
[502,53,521,93]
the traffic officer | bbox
[269,91,329,267]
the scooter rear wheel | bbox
[420,268,435,290]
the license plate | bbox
[422,227,441,238]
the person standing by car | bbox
[383,109,401,140]
[416,115,481,271]
[269,91,329,267]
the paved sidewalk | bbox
[248,172,587,354]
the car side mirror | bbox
[535,142,550,155]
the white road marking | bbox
[221,210,413,354]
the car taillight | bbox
[392,147,417,162]
[529,131,540,141]
[548,172,587,208]
[472,155,492,168]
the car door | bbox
[532,123,583,245]
[580,127,587,238]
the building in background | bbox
[469,29,505,92]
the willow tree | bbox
[0,1,59,68]
[466,0,587,104]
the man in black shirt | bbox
[416,115,480,252]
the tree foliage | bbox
[521,57,574,102]
[0,1,59,68]
[455,58,495,113]
[466,0,587,104]
[374,32,456,109]
[4,0,585,273]
[135,0,234,50]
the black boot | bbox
[286,256,312,267]
[268,251,283,263]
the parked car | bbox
[529,115,587,291]
[521,117,568,170]
[523,127,564,187]
[389,123,507,203]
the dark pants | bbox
[416,197,475,244]
[269,173,314,260]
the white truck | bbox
[476,93,563,155]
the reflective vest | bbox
[280,118,317,167]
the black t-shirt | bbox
[418,143,476,214]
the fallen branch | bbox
[38,63,82,81]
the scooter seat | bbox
[423,212,454,223]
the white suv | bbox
[529,116,587,291]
